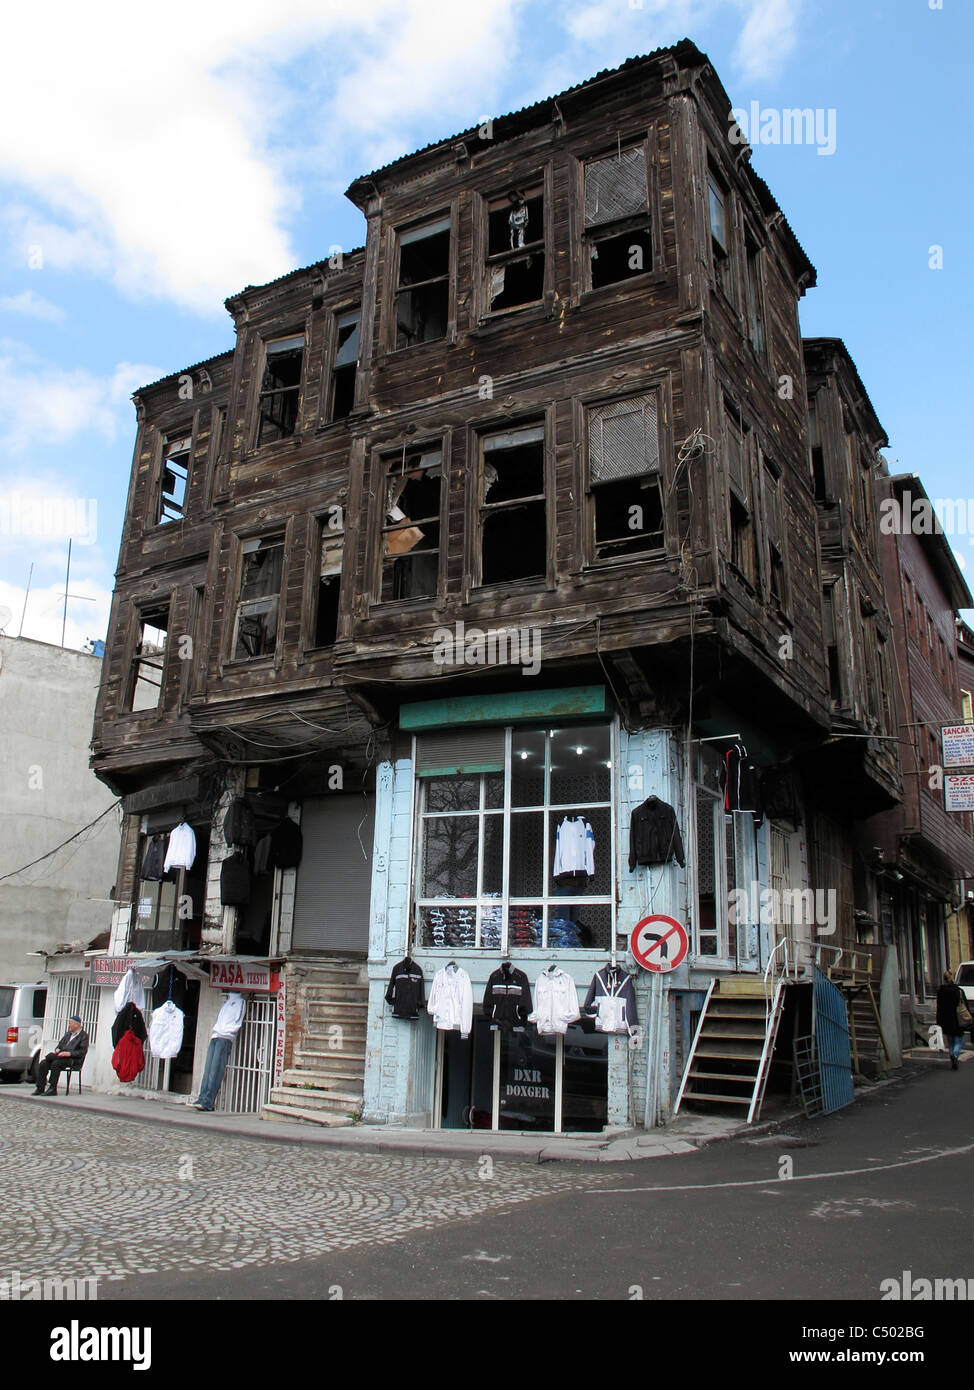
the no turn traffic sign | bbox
[630,914,689,973]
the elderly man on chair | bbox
[33,1015,89,1095]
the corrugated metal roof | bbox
[136,349,235,397]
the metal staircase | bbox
[827,951,889,1078]
[674,974,789,1124]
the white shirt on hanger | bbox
[553,816,595,877]
[164,821,197,872]
[529,968,581,1035]
[427,964,473,1038]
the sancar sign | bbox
[942,725,974,769]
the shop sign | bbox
[274,974,287,1086]
[630,914,689,973]
[942,724,974,769]
[945,773,974,813]
[89,956,143,988]
[209,960,280,992]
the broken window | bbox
[822,586,843,704]
[583,145,652,289]
[129,603,169,711]
[479,425,547,585]
[745,234,765,355]
[381,447,442,600]
[485,188,545,312]
[330,309,359,421]
[725,403,757,587]
[257,335,304,444]
[232,535,284,659]
[708,166,734,299]
[158,435,190,524]
[763,459,786,607]
[588,394,665,559]
[395,217,450,349]
[808,393,830,503]
[315,523,343,647]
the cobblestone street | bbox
[0,1093,603,1290]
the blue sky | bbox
[0,0,971,646]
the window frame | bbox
[308,510,345,651]
[581,385,671,569]
[228,531,287,664]
[389,212,454,353]
[412,722,617,955]
[576,135,662,297]
[471,419,551,591]
[373,438,447,607]
[481,182,548,319]
[707,160,735,303]
[156,430,193,526]
[723,398,759,592]
[743,226,767,360]
[327,306,361,423]
[126,600,171,713]
[253,331,306,448]
[691,743,758,966]
[760,452,789,615]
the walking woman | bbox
[936,971,967,1071]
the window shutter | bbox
[589,394,660,483]
[725,409,747,503]
[584,147,647,227]
[416,729,505,776]
[764,465,782,548]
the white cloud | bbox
[0,576,113,651]
[732,0,803,83]
[0,290,66,324]
[0,344,163,452]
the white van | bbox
[0,982,48,1083]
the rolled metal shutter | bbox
[291,795,375,952]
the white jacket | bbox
[427,965,473,1038]
[529,968,581,1035]
[148,1000,185,1059]
[553,817,595,876]
[211,993,246,1040]
[164,821,197,872]
[113,968,145,1014]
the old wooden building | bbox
[86,42,922,1127]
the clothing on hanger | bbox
[253,833,273,876]
[223,797,256,849]
[113,967,146,1015]
[140,834,167,882]
[427,963,473,1038]
[164,821,197,872]
[483,963,532,1032]
[111,1029,145,1083]
[584,965,638,1035]
[553,816,595,878]
[628,796,685,870]
[220,851,251,907]
[720,744,761,817]
[111,1000,147,1047]
[385,957,426,1021]
[529,967,581,1036]
[759,765,800,827]
[269,817,303,869]
[148,1000,185,1059]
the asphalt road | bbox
[3,1058,972,1309]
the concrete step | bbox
[307,1001,369,1018]
[295,1049,365,1074]
[301,984,369,1002]
[267,1085,363,1115]
[261,1102,351,1128]
[281,1068,364,1091]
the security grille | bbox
[215,996,278,1113]
[589,395,659,483]
[584,147,647,227]
[43,975,100,1054]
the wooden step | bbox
[695,1043,764,1059]
[681,1091,751,1104]
[715,978,768,997]
[688,1069,757,1083]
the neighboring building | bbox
[86,43,920,1127]
[0,635,121,982]
[945,618,974,970]
[863,476,974,1043]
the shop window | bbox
[257,334,304,444]
[232,535,284,660]
[692,744,754,961]
[415,724,614,951]
[133,824,208,952]
[582,145,652,289]
[330,309,359,421]
[158,435,190,524]
[395,216,450,349]
[587,392,664,560]
[479,425,547,585]
[486,188,545,312]
[381,445,442,601]
[708,165,734,299]
[128,603,169,711]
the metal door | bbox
[216,996,278,1113]
[813,967,854,1113]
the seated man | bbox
[33,1015,89,1095]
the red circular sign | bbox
[630,914,689,973]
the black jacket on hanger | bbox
[140,835,167,881]
[628,796,685,870]
[385,958,425,1020]
[483,964,533,1032]
[221,852,251,907]
[269,819,303,869]
[720,743,762,817]
[223,797,256,848]
[111,1001,147,1047]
